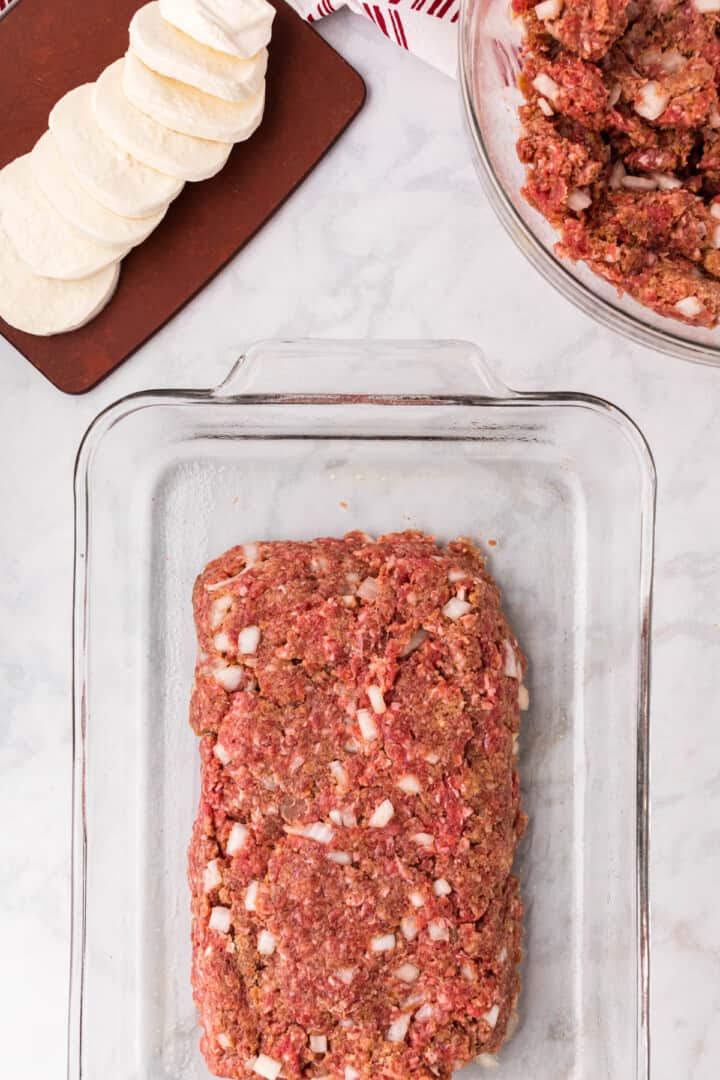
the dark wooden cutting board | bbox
[0,0,365,393]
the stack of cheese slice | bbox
[0,0,274,337]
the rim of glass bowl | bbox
[458,0,720,368]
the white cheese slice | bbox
[0,156,128,280]
[94,60,232,181]
[30,130,166,246]
[123,49,265,142]
[130,3,267,102]
[50,83,184,218]
[0,221,120,335]
[159,0,274,59]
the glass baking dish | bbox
[70,340,654,1080]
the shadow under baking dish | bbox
[70,340,653,1080]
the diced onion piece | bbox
[238,625,261,655]
[257,929,276,955]
[675,296,703,317]
[448,569,467,583]
[411,832,434,849]
[244,880,259,911]
[621,175,657,191]
[367,685,386,714]
[532,73,559,102]
[209,906,231,933]
[310,1035,327,1053]
[397,774,422,795]
[433,878,452,897]
[652,172,682,190]
[214,742,231,765]
[537,96,554,117]
[203,859,222,892]
[659,49,684,73]
[483,1004,500,1028]
[609,160,626,190]
[210,594,233,628]
[608,83,621,107]
[227,822,249,855]
[395,963,420,983]
[442,597,472,620]
[345,1068,360,1080]
[214,631,232,653]
[503,639,520,679]
[415,1003,435,1022]
[207,574,244,593]
[534,0,561,17]
[400,916,418,941]
[342,809,357,828]
[518,684,530,711]
[713,224,720,249]
[217,1033,232,1049]
[399,627,428,657]
[424,752,440,764]
[327,850,352,865]
[329,809,343,826]
[330,760,348,786]
[357,577,379,600]
[386,1013,411,1043]
[215,665,244,691]
[428,918,449,942]
[694,0,720,10]
[252,1054,282,1080]
[243,542,259,567]
[635,81,669,121]
[711,202,720,220]
[409,890,424,907]
[357,708,379,740]
[567,189,591,212]
[335,967,356,984]
[285,821,334,844]
[498,946,508,963]
[369,799,395,828]
[370,933,396,952]
[461,961,477,981]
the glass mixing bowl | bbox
[459,0,720,366]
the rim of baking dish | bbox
[68,339,654,1080]
[458,0,720,369]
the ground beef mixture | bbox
[514,0,720,327]
[187,531,528,1080]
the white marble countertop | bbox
[1,13,718,1079]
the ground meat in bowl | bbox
[188,531,528,1080]
[514,0,720,328]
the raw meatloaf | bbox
[188,531,527,1080]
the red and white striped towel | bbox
[293,0,459,76]
[0,0,458,76]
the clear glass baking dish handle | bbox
[213,339,511,399]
